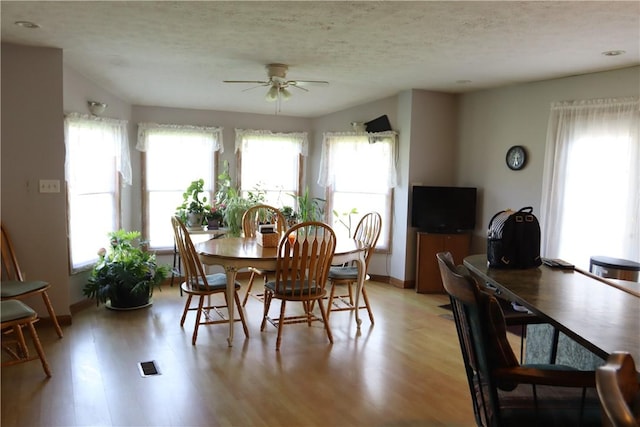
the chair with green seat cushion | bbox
[261,221,336,351]
[1,299,51,377]
[436,251,601,427]
[1,223,63,338]
[171,216,248,345]
[326,211,381,323]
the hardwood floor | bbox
[2,280,484,427]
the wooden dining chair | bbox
[171,216,249,345]
[436,251,602,427]
[260,221,336,351]
[1,223,63,338]
[1,299,51,377]
[241,204,287,307]
[326,211,381,323]
[596,352,640,427]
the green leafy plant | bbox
[214,160,266,236]
[289,187,326,222]
[333,207,359,236]
[83,230,169,308]
[176,179,209,226]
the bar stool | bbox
[590,256,640,282]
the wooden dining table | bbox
[463,254,640,364]
[197,236,368,346]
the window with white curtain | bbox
[318,132,397,251]
[235,129,306,208]
[540,97,639,269]
[137,123,222,249]
[64,113,131,271]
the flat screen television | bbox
[411,186,477,233]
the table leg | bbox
[353,253,366,328]
[225,266,238,347]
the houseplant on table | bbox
[214,160,266,236]
[289,186,326,222]
[176,178,209,228]
[205,202,225,229]
[83,230,169,310]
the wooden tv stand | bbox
[415,232,471,293]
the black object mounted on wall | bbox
[365,115,392,132]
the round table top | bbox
[197,236,366,261]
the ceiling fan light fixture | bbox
[280,88,292,101]
[265,86,279,102]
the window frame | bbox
[64,113,130,273]
[235,129,308,209]
[319,132,398,252]
[137,122,223,251]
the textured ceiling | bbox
[2,1,638,117]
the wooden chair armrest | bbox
[494,366,596,388]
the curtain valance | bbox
[318,131,398,189]
[64,112,132,186]
[136,122,224,153]
[234,129,308,157]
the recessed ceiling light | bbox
[14,21,40,29]
[602,50,625,57]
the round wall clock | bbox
[506,145,527,170]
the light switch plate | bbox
[39,179,61,193]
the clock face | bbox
[506,146,527,170]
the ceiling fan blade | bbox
[223,80,270,84]
[242,84,268,93]
[289,84,309,92]
[289,80,330,86]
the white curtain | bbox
[318,131,398,189]
[137,122,223,153]
[234,129,308,156]
[540,97,640,268]
[64,113,131,186]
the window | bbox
[541,97,639,269]
[64,113,131,271]
[319,132,397,251]
[137,123,223,249]
[235,129,307,207]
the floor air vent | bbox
[138,360,161,377]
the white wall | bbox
[457,66,640,254]
[1,44,69,316]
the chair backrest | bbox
[597,352,640,427]
[436,251,520,427]
[352,212,382,268]
[274,221,336,298]
[242,204,287,238]
[171,216,213,292]
[1,223,23,281]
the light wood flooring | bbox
[0,279,499,427]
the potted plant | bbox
[289,186,326,222]
[176,178,209,228]
[206,202,226,229]
[83,230,169,310]
[214,160,266,236]
[281,206,296,227]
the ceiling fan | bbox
[223,63,329,103]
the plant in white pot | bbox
[176,179,209,228]
[83,230,169,310]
